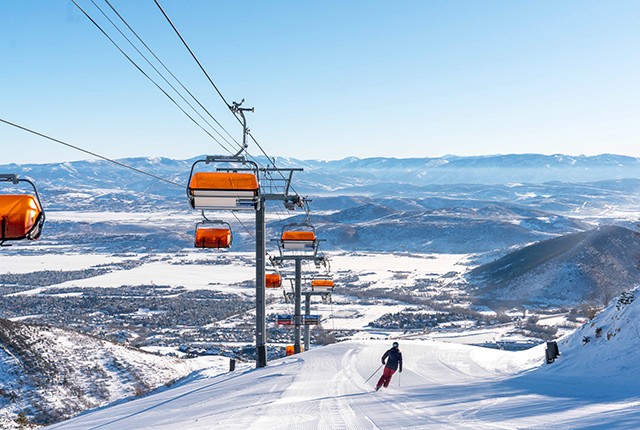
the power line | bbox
[0,118,185,188]
[71,0,236,155]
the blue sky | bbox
[1,1,639,163]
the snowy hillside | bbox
[550,288,639,379]
[46,290,640,429]
[469,225,640,308]
[0,319,211,429]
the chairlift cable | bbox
[71,0,236,156]
[248,134,301,197]
[152,1,267,171]
[0,118,184,189]
[153,0,303,191]
[101,0,243,150]
[153,0,232,109]
[231,212,255,241]
[91,0,240,153]
[5,127,266,255]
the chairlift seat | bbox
[0,194,44,240]
[311,279,334,292]
[194,227,232,249]
[266,273,282,289]
[188,172,258,210]
[281,231,316,250]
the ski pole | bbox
[398,371,401,387]
[364,364,384,384]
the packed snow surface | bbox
[47,331,639,429]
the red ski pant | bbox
[376,367,396,388]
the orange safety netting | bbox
[194,228,232,249]
[312,279,334,287]
[189,172,258,192]
[0,194,42,240]
[266,273,282,288]
[281,231,316,241]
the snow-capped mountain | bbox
[272,153,640,189]
[4,153,640,206]
[305,199,589,254]
[468,225,640,308]
[2,154,639,428]
[4,154,640,255]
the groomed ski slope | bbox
[46,337,640,429]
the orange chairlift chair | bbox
[279,222,317,254]
[266,272,283,289]
[187,156,259,211]
[194,218,232,249]
[0,174,45,245]
[311,277,335,292]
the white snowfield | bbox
[46,334,639,430]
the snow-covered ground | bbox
[0,251,467,291]
[0,253,133,274]
[46,290,640,429]
[0,319,226,430]
[0,249,576,346]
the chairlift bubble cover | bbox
[311,279,334,292]
[194,228,232,249]
[188,172,258,210]
[0,194,43,240]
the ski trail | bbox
[45,336,640,429]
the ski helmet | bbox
[392,341,399,348]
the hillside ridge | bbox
[0,319,194,428]
[468,225,640,308]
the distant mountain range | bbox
[275,153,640,192]
[2,154,639,254]
[3,153,640,196]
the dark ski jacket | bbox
[381,347,402,372]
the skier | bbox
[375,341,402,391]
